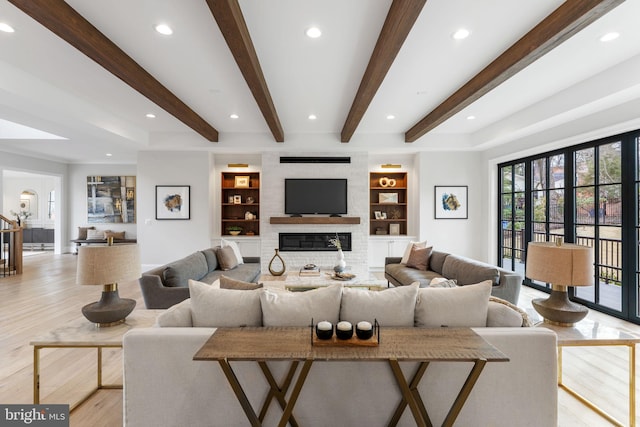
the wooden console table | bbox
[194,327,508,427]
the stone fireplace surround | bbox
[260,152,369,273]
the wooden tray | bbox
[312,334,379,347]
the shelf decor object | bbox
[156,185,190,220]
[434,185,468,219]
[526,240,594,326]
[76,240,140,326]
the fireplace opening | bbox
[279,232,351,252]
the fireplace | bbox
[279,232,352,252]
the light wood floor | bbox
[1,253,639,426]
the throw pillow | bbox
[260,284,342,326]
[220,275,263,290]
[400,240,427,264]
[221,238,244,265]
[77,226,95,240]
[340,283,419,327]
[406,245,432,271]
[414,280,492,327]
[189,279,262,327]
[215,246,239,271]
[86,229,105,240]
[428,278,458,288]
[104,230,125,239]
[156,298,193,327]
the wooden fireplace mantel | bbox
[269,216,361,225]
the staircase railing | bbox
[0,214,23,276]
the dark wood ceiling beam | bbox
[405,0,625,142]
[207,0,284,142]
[8,0,219,142]
[341,0,427,143]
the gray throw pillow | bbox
[215,246,238,271]
[77,226,95,240]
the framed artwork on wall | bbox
[87,176,136,223]
[156,185,190,220]
[434,185,468,219]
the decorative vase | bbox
[268,248,286,276]
[334,249,346,273]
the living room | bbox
[2,1,640,426]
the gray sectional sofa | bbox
[139,247,260,308]
[385,250,522,304]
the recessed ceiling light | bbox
[386,115,395,120]
[452,28,470,40]
[155,24,173,35]
[600,32,620,42]
[306,27,322,38]
[308,114,317,120]
[145,113,156,119]
[467,115,476,120]
[0,23,15,33]
[106,153,113,157]
[230,114,239,119]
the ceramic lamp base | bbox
[532,287,588,327]
[82,284,136,327]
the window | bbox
[498,130,640,324]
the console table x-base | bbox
[193,327,508,427]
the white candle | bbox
[357,321,372,331]
[317,321,332,331]
[337,321,352,331]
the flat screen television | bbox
[285,178,347,215]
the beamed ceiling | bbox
[0,0,639,163]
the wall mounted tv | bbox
[285,178,347,215]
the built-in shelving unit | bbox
[221,172,260,236]
[369,172,407,235]
[269,216,360,225]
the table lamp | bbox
[526,240,594,326]
[76,242,140,327]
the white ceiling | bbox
[0,0,639,164]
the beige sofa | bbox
[123,283,557,426]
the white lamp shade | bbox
[76,244,141,285]
[526,242,594,287]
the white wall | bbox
[136,151,212,265]
[3,175,55,227]
[416,151,486,261]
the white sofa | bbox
[123,282,558,427]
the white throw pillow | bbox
[414,280,492,327]
[189,279,261,327]
[156,298,193,327]
[400,240,427,264]
[221,238,244,265]
[86,229,105,239]
[340,283,419,327]
[260,284,343,326]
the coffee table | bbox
[30,309,160,410]
[194,327,508,427]
[540,320,640,427]
[260,266,388,291]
